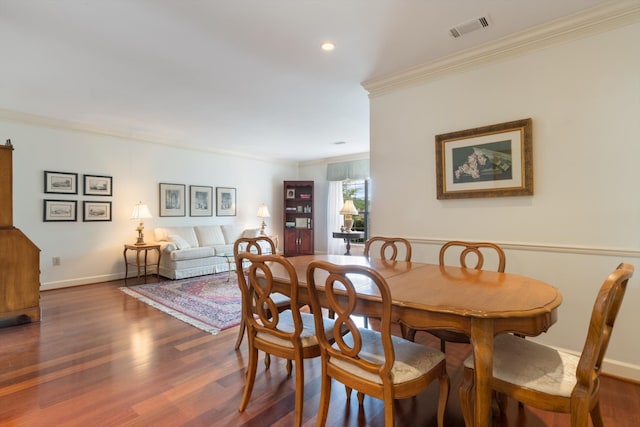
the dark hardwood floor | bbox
[1,276,639,426]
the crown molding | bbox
[362,0,640,97]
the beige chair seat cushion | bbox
[256,310,335,348]
[463,333,579,397]
[331,328,445,385]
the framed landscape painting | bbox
[190,185,213,217]
[435,118,533,199]
[159,183,186,217]
[84,174,112,196]
[44,171,78,194]
[43,199,77,222]
[216,187,236,216]
[83,201,112,222]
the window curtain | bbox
[326,181,344,254]
[326,159,368,255]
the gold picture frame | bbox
[435,118,533,199]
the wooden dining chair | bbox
[407,241,506,349]
[306,260,450,427]
[236,252,337,427]
[233,236,282,351]
[459,263,634,427]
[360,236,412,331]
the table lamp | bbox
[130,201,152,245]
[257,204,270,235]
[340,200,358,232]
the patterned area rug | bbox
[120,274,241,335]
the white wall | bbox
[1,117,297,289]
[368,22,640,379]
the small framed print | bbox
[216,187,236,216]
[44,171,78,194]
[83,174,113,196]
[83,201,112,222]
[190,185,213,217]
[159,183,186,217]
[43,200,77,222]
[286,188,296,199]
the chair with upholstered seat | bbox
[233,236,282,351]
[360,236,412,331]
[407,241,506,349]
[236,252,338,427]
[459,263,634,427]
[306,260,450,427]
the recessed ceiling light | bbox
[321,41,335,51]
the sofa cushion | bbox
[194,225,226,247]
[169,246,215,261]
[167,234,191,250]
[221,224,245,244]
[154,226,199,248]
[214,244,235,256]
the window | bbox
[342,179,370,243]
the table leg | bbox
[344,238,352,255]
[136,250,142,281]
[469,318,494,427]
[143,249,149,283]
[123,247,129,285]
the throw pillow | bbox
[242,228,260,238]
[167,234,191,250]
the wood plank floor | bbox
[1,276,639,426]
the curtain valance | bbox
[326,159,370,181]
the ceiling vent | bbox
[449,16,490,38]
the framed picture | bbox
[159,183,186,217]
[83,174,112,196]
[435,118,533,199]
[43,199,77,222]
[286,188,296,199]
[190,185,213,216]
[216,187,236,216]
[83,201,112,222]
[44,171,78,194]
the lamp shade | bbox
[257,204,271,218]
[339,200,358,215]
[130,202,152,220]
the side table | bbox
[332,231,365,255]
[123,243,161,285]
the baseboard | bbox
[41,273,122,291]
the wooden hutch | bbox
[283,180,314,256]
[0,140,41,325]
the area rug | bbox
[120,274,241,335]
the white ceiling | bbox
[0,0,611,162]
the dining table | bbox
[265,254,563,427]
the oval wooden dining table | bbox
[265,254,563,427]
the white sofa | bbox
[153,224,268,280]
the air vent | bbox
[449,15,490,38]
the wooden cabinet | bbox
[283,180,314,256]
[0,141,41,325]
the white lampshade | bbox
[257,204,271,218]
[339,200,358,215]
[130,202,152,220]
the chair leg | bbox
[344,385,352,400]
[316,371,332,427]
[293,356,304,427]
[590,401,604,427]
[437,370,450,427]
[265,352,271,369]
[286,359,293,376]
[458,367,474,427]
[357,391,365,405]
[234,315,246,350]
[238,345,258,412]
[440,338,446,353]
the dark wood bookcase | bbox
[283,180,314,256]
